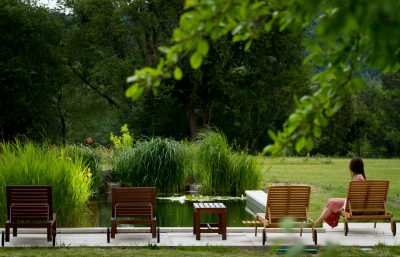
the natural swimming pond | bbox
[88,194,254,227]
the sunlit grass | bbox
[0,141,92,227]
[64,144,101,195]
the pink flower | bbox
[85,137,94,144]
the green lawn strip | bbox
[1,245,400,257]
[260,158,400,221]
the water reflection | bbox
[90,194,254,227]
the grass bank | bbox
[0,245,400,257]
[260,157,400,220]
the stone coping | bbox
[0,227,325,234]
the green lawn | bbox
[259,157,400,221]
[1,245,400,257]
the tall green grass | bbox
[194,130,261,196]
[0,141,92,227]
[64,144,101,195]
[113,138,186,193]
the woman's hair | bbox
[349,157,366,179]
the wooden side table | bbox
[193,202,227,240]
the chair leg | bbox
[344,221,349,236]
[374,222,377,228]
[111,221,116,238]
[151,223,156,238]
[313,228,318,245]
[52,231,56,247]
[1,231,4,247]
[5,224,10,242]
[391,219,396,236]
[12,227,17,237]
[47,223,52,242]
[262,229,266,245]
[300,225,303,237]
[52,221,57,236]
[254,224,258,237]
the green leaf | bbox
[313,126,322,138]
[262,144,275,155]
[125,84,144,101]
[158,46,170,54]
[268,130,277,141]
[288,113,302,124]
[173,67,183,80]
[190,52,203,69]
[244,40,252,51]
[232,24,243,35]
[197,40,209,56]
[348,77,365,92]
[263,20,273,32]
[305,137,314,151]
[295,137,306,152]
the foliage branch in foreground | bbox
[126,0,400,155]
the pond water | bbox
[89,194,254,227]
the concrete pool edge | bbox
[0,227,325,234]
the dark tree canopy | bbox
[0,0,64,140]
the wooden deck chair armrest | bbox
[305,207,312,222]
[347,201,352,215]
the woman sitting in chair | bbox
[314,157,366,228]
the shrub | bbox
[194,130,261,196]
[113,137,186,193]
[0,141,92,227]
[110,124,133,149]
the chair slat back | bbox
[345,180,389,214]
[6,185,53,221]
[111,187,156,218]
[266,185,310,222]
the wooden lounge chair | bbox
[109,187,159,242]
[341,180,396,236]
[253,185,317,245]
[5,185,56,244]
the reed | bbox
[113,137,186,193]
[229,152,261,195]
[0,141,92,227]
[64,144,101,195]
[194,130,261,196]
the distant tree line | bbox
[0,0,399,157]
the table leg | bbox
[221,211,227,240]
[196,211,201,240]
[193,209,196,235]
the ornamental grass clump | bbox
[230,151,260,195]
[0,141,92,227]
[114,137,186,193]
[64,144,101,195]
[195,130,261,196]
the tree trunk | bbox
[56,91,66,144]
[187,103,197,141]
[178,78,198,140]
[202,90,211,127]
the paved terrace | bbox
[1,223,398,247]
